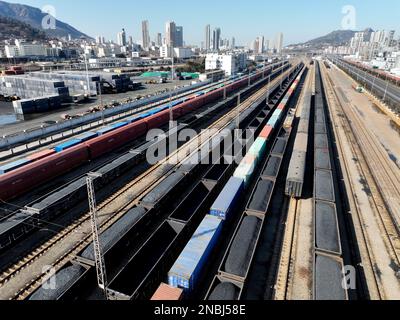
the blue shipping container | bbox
[76,131,98,142]
[0,158,31,175]
[273,109,282,118]
[168,215,223,292]
[267,116,279,127]
[54,139,82,152]
[210,177,244,219]
[111,122,128,130]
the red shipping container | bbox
[26,149,56,161]
[151,283,183,301]
[260,125,273,140]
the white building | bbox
[160,45,174,58]
[117,29,127,47]
[174,47,193,59]
[205,52,247,76]
[4,41,47,58]
[88,57,126,68]
[165,21,176,47]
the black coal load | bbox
[208,282,239,300]
[248,179,274,213]
[141,172,185,205]
[29,265,84,300]
[81,206,146,260]
[224,216,261,277]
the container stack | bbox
[26,72,100,96]
[0,75,70,101]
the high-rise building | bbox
[128,36,133,46]
[265,39,270,52]
[175,26,184,47]
[157,33,162,47]
[231,37,235,49]
[117,28,127,46]
[165,21,176,47]
[142,20,150,49]
[254,36,264,54]
[275,32,283,54]
[213,28,221,52]
[205,25,211,52]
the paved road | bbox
[330,58,400,107]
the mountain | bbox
[0,0,92,39]
[0,16,46,41]
[292,28,374,49]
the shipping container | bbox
[75,131,98,142]
[233,156,256,187]
[151,283,183,301]
[54,139,82,153]
[0,158,32,174]
[26,149,56,162]
[248,138,267,160]
[111,122,129,130]
[96,126,116,136]
[210,177,244,219]
[168,215,223,292]
[259,126,273,140]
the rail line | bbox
[321,62,400,299]
[0,66,297,300]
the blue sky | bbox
[3,0,400,45]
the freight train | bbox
[152,68,304,300]
[285,85,312,197]
[312,62,346,300]
[25,63,302,301]
[0,63,288,202]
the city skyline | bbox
[2,0,400,46]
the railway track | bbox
[321,62,400,299]
[0,66,297,300]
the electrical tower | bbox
[86,172,108,300]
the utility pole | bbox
[84,55,91,98]
[86,173,108,300]
[236,93,241,140]
[97,82,105,126]
[266,74,271,107]
[169,90,174,130]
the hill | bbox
[292,28,374,49]
[0,16,46,41]
[0,0,92,39]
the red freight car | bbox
[85,121,147,159]
[145,110,170,130]
[0,145,89,200]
